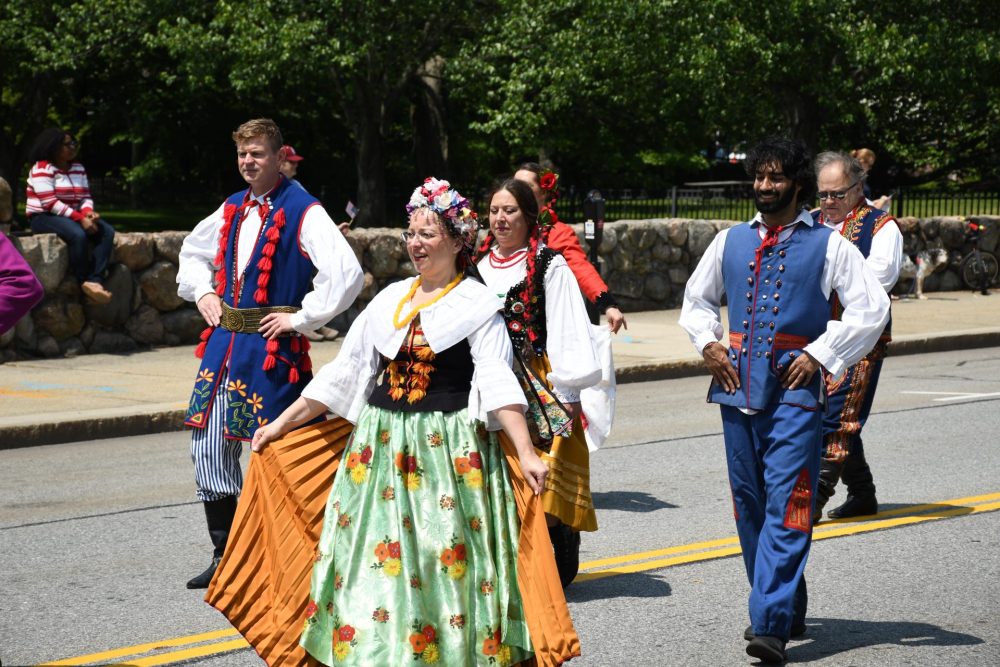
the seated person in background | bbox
[25,128,115,305]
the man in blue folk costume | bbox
[812,151,902,522]
[177,118,363,589]
[680,137,890,663]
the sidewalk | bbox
[2,291,999,448]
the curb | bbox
[3,331,997,449]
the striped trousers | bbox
[190,374,243,502]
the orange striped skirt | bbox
[205,418,579,666]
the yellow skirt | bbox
[528,354,598,533]
[205,418,580,667]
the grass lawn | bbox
[100,206,211,232]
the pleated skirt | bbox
[528,354,599,533]
[205,417,580,667]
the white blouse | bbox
[476,247,602,403]
[301,277,527,429]
[176,195,363,333]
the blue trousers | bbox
[29,213,115,284]
[721,403,821,640]
[190,373,243,502]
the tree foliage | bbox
[1,0,997,225]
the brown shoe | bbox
[81,281,112,305]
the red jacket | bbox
[546,221,617,312]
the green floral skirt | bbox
[301,405,533,666]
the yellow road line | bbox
[110,638,250,667]
[36,629,240,666]
[40,491,1000,666]
[576,492,1000,582]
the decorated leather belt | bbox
[219,303,299,334]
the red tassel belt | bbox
[220,302,300,335]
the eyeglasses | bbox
[63,140,78,148]
[817,182,857,201]
[400,230,440,243]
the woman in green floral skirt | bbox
[251,178,551,666]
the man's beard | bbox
[754,186,797,214]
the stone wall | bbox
[2,214,997,361]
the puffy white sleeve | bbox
[678,229,728,354]
[467,312,527,430]
[301,308,379,423]
[805,234,891,376]
[867,220,904,291]
[291,204,364,333]
[543,256,602,403]
[176,203,226,303]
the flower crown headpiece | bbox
[406,177,479,246]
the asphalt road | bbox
[3,348,999,667]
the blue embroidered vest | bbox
[708,221,833,411]
[185,178,320,440]
[812,205,894,341]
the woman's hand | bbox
[250,396,327,453]
[518,449,549,496]
[605,307,627,334]
[251,422,284,452]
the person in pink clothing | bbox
[0,232,44,334]
[25,128,115,305]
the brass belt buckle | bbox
[221,305,245,332]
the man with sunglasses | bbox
[812,152,903,523]
[681,137,890,663]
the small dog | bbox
[898,248,949,299]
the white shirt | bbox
[176,195,363,333]
[302,277,526,429]
[477,247,601,403]
[822,210,904,292]
[679,210,890,379]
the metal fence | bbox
[85,175,1000,224]
[556,185,1000,224]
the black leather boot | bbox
[187,495,238,589]
[814,459,843,524]
[828,452,877,519]
[549,523,581,589]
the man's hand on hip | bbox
[258,312,295,340]
[780,351,821,389]
[197,293,222,327]
[703,341,740,393]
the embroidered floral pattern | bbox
[331,619,358,662]
[347,444,373,485]
[372,537,402,576]
[440,541,468,580]
[409,621,441,664]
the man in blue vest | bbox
[680,137,890,663]
[177,119,363,589]
[812,151,902,521]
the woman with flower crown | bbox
[475,178,604,589]
[206,178,580,667]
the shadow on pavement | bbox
[566,571,671,603]
[591,490,678,512]
[786,617,984,663]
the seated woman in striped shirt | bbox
[26,128,115,304]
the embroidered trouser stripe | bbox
[190,375,243,502]
[721,403,821,641]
